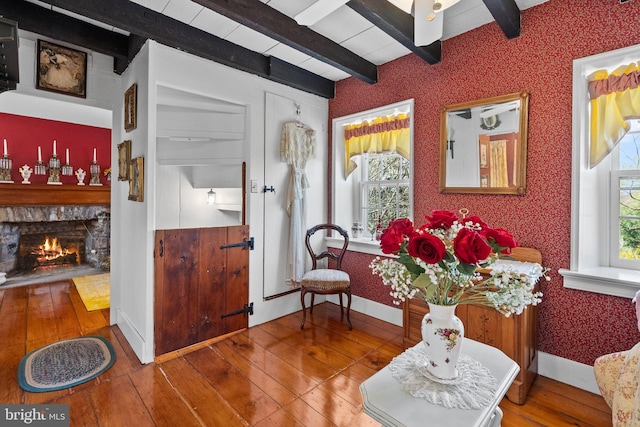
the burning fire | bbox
[37,236,72,260]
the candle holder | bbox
[61,161,73,176]
[47,154,62,185]
[34,161,47,176]
[0,154,13,183]
[89,162,102,186]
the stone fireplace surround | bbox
[0,205,110,274]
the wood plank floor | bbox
[0,280,612,426]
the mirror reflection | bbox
[439,92,529,194]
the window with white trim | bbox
[560,45,640,298]
[611,127,640,269]
[331,100,414,254]
[360,152,411,236]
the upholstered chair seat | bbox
[301,269,350,290]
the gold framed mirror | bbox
[439,92,529,194]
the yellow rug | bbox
[73,273,110,311]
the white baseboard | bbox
[116,308,152,364]
[325,294,403,326]
[538,351,600,395]
[322,297,601,395]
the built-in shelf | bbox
[214,203,241,212]
[0,183,110,206]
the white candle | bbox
[93,148,97,163]
[38,146,42,163]
[66,148,69,164]
[53,140,57,156]
[3,139,6,156]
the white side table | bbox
[360,338,519,427]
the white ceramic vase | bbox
[421,302,464,380]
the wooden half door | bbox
[154,228,200,355]
[154,225,250,356]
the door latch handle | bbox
[263,185,275,193]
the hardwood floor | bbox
[0,280,612,426]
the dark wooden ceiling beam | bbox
[481,0,521,39]
[191,0,378,84]
[0,0,132,73]
[347,0,441,65]
[29,0,334,98]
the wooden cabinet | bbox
[154,225,250,356]
[402,247,541,405]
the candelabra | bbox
[89,161,102,186]
[47,154,61,185]
[0,154,13,183]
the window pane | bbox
[399,157,410,180]
[367,155,382,181]
[618,132,640,170]
[361,152,411,237]
[619,178,640,260]
[619,218,640,260]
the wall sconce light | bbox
[447,126,455,159]
[207,189,216,205]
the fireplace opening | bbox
[0,206,110,287]
[19,234,82,271]
[15,221,88,273]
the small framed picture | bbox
[117,140,131,181]
[128,157,144,202]
[36,40,87,98]
[124,83,137,132]
[479,141,488,168]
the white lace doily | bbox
[388,344,498,409]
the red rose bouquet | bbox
[370,210,546,316]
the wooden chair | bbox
[300,224,352,330]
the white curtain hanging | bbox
[281,120,316,288]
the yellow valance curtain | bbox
[343,113,410,178]
[588,62,640,167]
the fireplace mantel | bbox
[0,183,110,206]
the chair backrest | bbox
[305,224,349,270]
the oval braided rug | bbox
[18,336,116,392]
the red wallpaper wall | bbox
[0,113,111,186]
[330,0,640,364]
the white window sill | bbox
[559,267,640,298]
[326,236,389,257]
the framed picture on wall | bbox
[128,157,144,202]
[124,83,137,132]
[479,141,488,168]
[36,40,87,98]
[117,140,131,181]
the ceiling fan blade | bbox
[414,0,443,46]
[294,0,350,26]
